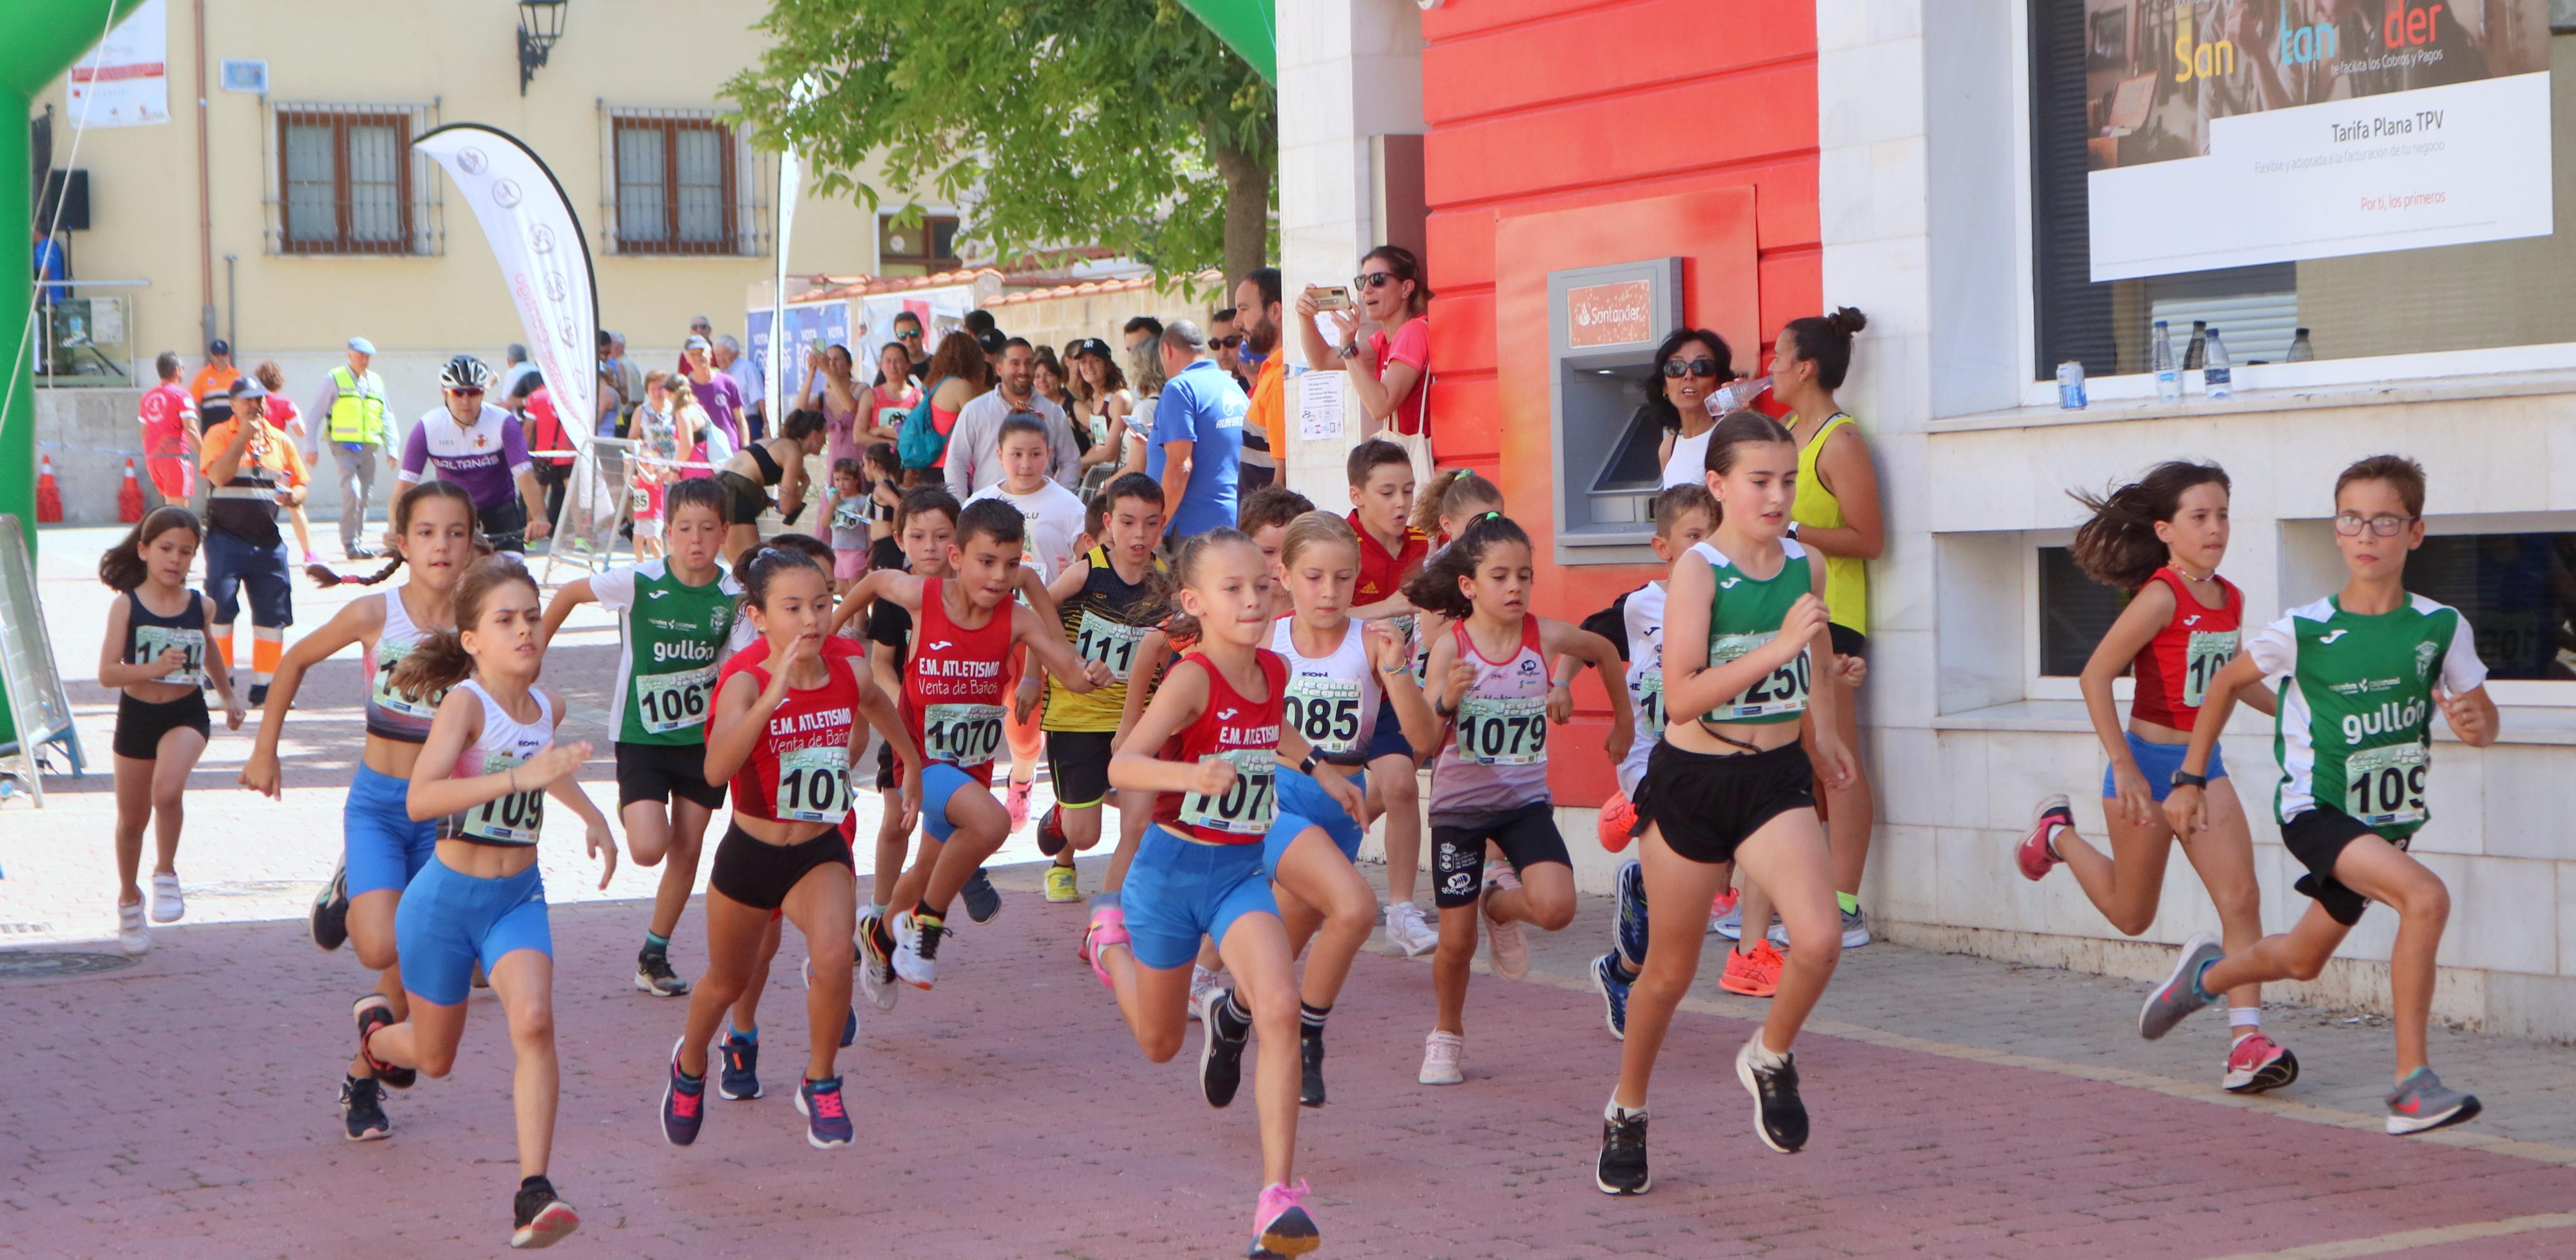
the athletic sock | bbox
[1604,1097,1646,1122]
[1835,891,1860,915]
[913,900,940,924]
[2228,1006,2263,1031]
[730,1023,757,1044]
[1214,990,1253,1042]
[1608,955,1639,984]
[1744,1036,1790,1070]
[1299,1001,1330,1035]
[867,901,888,920]
[643,930,671,955]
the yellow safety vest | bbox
[328,366,388,444]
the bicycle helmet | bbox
[440,354,494,392]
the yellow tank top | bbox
[1790,412,1867,635]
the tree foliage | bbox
[726,0,1276,286]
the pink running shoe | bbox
[2224,1031,2301,1094]
[2019,794,2073,881]
[1251,1179,1320,1257]
[1007,779,1033,827]
[1080,903,1129,989]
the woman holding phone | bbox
[1297,245,1435,482]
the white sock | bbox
[1743,1036,1790,1070]
[2228,1006,2263,1032]
[1604,1096,1646,1122]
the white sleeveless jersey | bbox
[436,681,555,846]
[1618,581,1668,799]
[1270,616,1381,758]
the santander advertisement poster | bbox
[2082,0,2553,281]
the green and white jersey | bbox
[1688,538,1815,727]
[593,560,755,746]
[2252,594,2487,838]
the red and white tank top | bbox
[719,644,863,829]
[2129,568,2242,730]
[1153,651,1288,845]
[1430,618,1552,823]
[436,681,553,847]
[902,578,1014,785]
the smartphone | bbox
[1313,286,1354,313]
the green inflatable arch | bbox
[1176,0,1275,82]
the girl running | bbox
[97,508,245,954]
[1597,410,1855,1196]
[241,480,479,1143]
[352,554,616,1250]
[1269,511,1436,1105]
[846,486,960,1013]
[2020,460,2294,1093]
[1401,512,1630,1087]
[1077,527,1360,1259]
[659,545,923,1152]
[538,479,751,1001]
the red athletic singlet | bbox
[718,642,863,828]
[2128,567,2242,730]
[1151,651,1288,845]
[902,578,1015,787]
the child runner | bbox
[659,546,923,1152]
[1342,440,1437,957]
[1402,512,1630,1087]
[2019,460,2294,1092]
[970,414,1090,826]
[98,507,246,953]
[2143,454,2496,1136]
[352,554,617,1250]
[536,479,752,999]
[1597,411,1856,1196]
[826,458,872,594]
[850,487,959,1011]
[1077,528,1358,1259]
[1406,468,1507,709]
[242,481,479,1143]
[1036,472,1169,903]
[1270,511,1436,1104]
[840,498,1108,990]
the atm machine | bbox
[1546,257,1683,566]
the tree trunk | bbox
[1207,130,1272,288]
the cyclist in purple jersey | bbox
[400,356,550,552]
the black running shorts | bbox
[1045,730,1115,809]
[1636,739,1816,866]
[1430,801,1568,909]
[615,741,728,811]
[709,822,853,911]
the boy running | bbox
[1342,439,1436,956]
[1037,472,1169,902]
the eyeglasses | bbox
[2333,512,2416,537]
[1660,359,1723,379]
[1212,335,1244,350]
[1353,272,1399,291]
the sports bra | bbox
[435,681,554,847]
[366,582,447,743]
[746,440,785,486]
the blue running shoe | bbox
[1591,951,1632,1041]
[661,1039,705,1147]
[716,1032,761,1101]
[1612,858,1649,969]
[840,1008,858,1048]
[961,868,1002,925]
[796,1076,854,1148]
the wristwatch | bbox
[1337,342,1360,361]
[2169,770,2208,790]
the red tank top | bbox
[718,641,864,828]
[2128,568,2242,730]
[902,578,1014,786]
[1152,651,1288,845]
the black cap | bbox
[229,377,270,401]
[208,338,231,356]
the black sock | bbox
[914,899,941,923]
[1610,956,1639,984]
[520,1175,552,1194]
[1215,989,1252,1041]
[1299,1001,1330,1036]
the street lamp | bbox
[518,0,568,96]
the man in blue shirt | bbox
[1146,319,1248,539]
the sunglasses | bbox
[898,329,923,339]
[1353,272,1399,291]
[1660,359,1723,379]
[449,387,486,397]
[1212,335,1244,349]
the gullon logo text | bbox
[650,639,717,665]
[2342,697,2426,745]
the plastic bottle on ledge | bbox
[2151,319,2182,402]
[2183,320,2208,371]
[2202,327,2233,399]
[2287,328,2314,362]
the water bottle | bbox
[2287,328,2315,362]
[1708,373,1771,416]
[2056,360,2088,410]
[2183,320,2207,371]
[2151,319,2182,402]
[2202,327,2233,399]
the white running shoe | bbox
[1481,876,1530,981]
[1383,900,1438,958]
[117,901,150,955]
[1418,1030,1465,1085]
[149,873,183,923]
[1186,964,1222,1021]
[891,911,941,990]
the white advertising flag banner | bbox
[768,145,802,426]
[2083,0,2552,282]
[412,125,599,442]
[68,0,170,128]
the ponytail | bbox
[2067,460,2231,591]
[1410,467,1500,538]
[1401,512,1527,621]
[387,554,535,697]
[99,507,203,591]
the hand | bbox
[2162,783,2209,839]
[1440,660,1476,713]
[1363,621,1407,673]
[526,516,551,542]
[1186,754,1239,799]
[522,740,594,787]
[1320,769,1365,825]
[773,633,821,683]
[2435,686,2489,744]
[240,752,281,799]
[151,646,189,678]
[1836,655,1869,689]
[897,771,923,834]
[1293,287,1321,321]
[588,821,619,890]
[2110,764,2159,829]
[223,697,246,731]
[1083,658,1114,689]
[1603,716,1633,767]
[1546,681,1575,725]
[1013,676,1043,724]
[1811,737,1858,792]
[1774,595,1831,664]
[1329,310,1360,351]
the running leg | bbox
[147,726,207,886]
[1612,827,1731,1110]
[488,949,561,1180]
[779,865,859,1082]
[677,892,777,1080]
[1270,827,1378,1007]
[1732,810,1842,1055]
[1214,913,1303,1189]
[1370,753,1423,907]
[111,755,154,908]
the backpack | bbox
[897,375,951,470]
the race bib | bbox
[133,625,206,689]
[1285,675,1364,755]
[1634,671,1667,737]
[462,753,545,844]
[2344,742,2428,829]
[774,744,853,824]
[1455,694,1548,766]
[371,642,442,719]
[1177,748,1277,835]
[2182,630,2238,709]
[922,702,1006,768]
[633,662,717,735]
[1708,633,1809,721]
[1074,611,1146,682]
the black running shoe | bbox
[509,1176,579,1249]
[1597,1108,1651,1195]
[1198,988,1246,1110]
[1037,804,1069,857]
[961,869,1002,924]
[340,1075,389,1141]
[1299,1027,1327,1108]
[635,948,691,997]
[310,858,350,952]
[1736,1040,1810,1154]
[353,995,417,1090]
[247,683,270,707]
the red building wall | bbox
[1418,0,1822,804]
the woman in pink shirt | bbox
[1297,244,1434,476]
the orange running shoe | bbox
[1597,793,1637,853]
[1718,941,1785,997]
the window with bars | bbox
[877,213,963,274]
[610,113,740,255]
[266,102,440,255]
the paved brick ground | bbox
[11,526,2576,1257]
